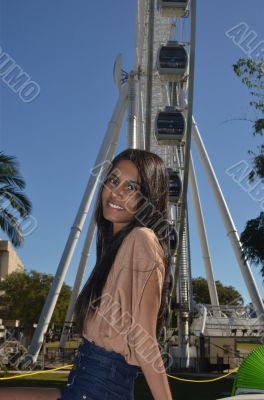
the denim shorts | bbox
[60,336,141,400]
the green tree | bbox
[233,59,264,139]
[233,58,264,275]
[0,152,32,247]
[240,212,264,275]
[0,270,72,327]
[192,277,243,305]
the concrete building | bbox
[0,240,24,281]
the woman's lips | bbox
[107,201,125,211]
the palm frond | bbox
[0,209,24,247]
[0,174,25,189]
[0,152,18,165]
[0,151,26,189]
[0,151,32,246]
[0,186,32,216]
[232,345,264,395]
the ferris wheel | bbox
[128,0,264,369]
[22,0,264,369]
[128,0,196,366]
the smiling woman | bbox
[60,148,173,400]
[102,159,142,235]
[0,148,173,400]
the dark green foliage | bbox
[233,59,264,181]
[233,59,264,277]
[192,277,243,305]
[240,212,264,276]
[0,270,72,327]
[0,152,32,247]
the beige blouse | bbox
[82,226,166,374]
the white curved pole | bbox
[59,215,96,349]
[192,117,264,322]
[60,118,124,348]
[26,83,129,366]
[201,305,207,335]
[189,151,220,310]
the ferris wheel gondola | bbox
[157,41,188,81]
[155,106,186,144]
[169,223,178,255]
[168,168,182,202]
[158,0,189,18]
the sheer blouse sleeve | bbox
[127,228,166,374]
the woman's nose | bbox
[112,183,125,198]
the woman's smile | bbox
[107,201,125,211]
[102,159,141,234]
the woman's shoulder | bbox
[127,226,158,243]
[125,226,164,260]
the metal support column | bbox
[24,83,129,366]
[189,151,220,309]
[192,117,264,322]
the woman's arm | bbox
[130,265,173,400]
[138,357,173,400]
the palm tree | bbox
[0,151,32,247]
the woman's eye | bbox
[108,176,118,185]
[127,183,137,191]
[106,177,139,192]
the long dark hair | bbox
[74,148,171,339]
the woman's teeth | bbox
[108,202,124,210]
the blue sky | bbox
[0,0,263,303]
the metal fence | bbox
[166,356,245,373]
[39,352,244,373]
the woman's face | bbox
[102,159,141,234]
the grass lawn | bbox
[0,372,234,399]
[45,340,81,349]
[136,373,234,400]
[236,342,262,354]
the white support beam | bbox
[189,151,220,309]
[24,83,129,366]
[192,117,264,322]
[59,215,96,349]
